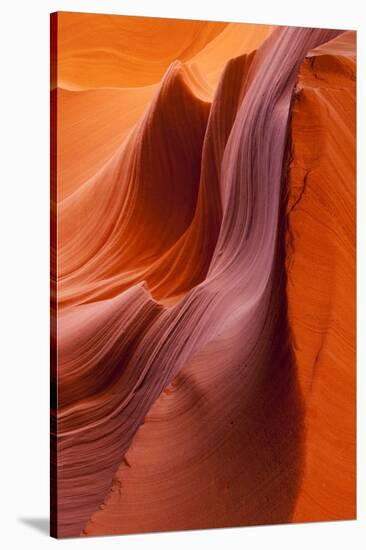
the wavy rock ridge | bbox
[50,13,356,538]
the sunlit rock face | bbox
[50,13,356,539]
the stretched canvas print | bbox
[50,11,356,539]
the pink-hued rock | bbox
[51,14,355,539]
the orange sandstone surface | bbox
[51,13,356,538]
[287,31,356,522]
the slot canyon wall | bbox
[50,13,356,538]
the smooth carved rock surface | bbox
[50,13,356,538]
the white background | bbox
[0,0,364,548]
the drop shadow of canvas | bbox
[18,518,49,536]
